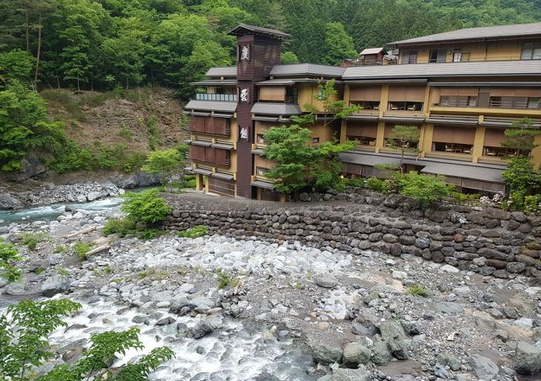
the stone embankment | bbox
[165,192,541,280]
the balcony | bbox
[189,146,231,168]
[189,116,231,137]
[195,93,237,102]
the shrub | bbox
[0,238,22,283]
[177,226,208,238]
[365,177,389,193]
[142,148,185,186]
[405,284,429,297]
[103,218,137,237]
[73,242,93,260]
[524,194,541,215]
[21,233,44,251]
[397,172,454,209]
[216,269,239,289]
[186,179,197,188]
[345,177,366,188]
[122,189,171,225]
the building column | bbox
[532,134,541,166]
[195,174,203,191]
[472,126,486,163]
[375,121,386,152]
[421,124,434,156]
[340,120,348,144]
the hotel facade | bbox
[183,23,541,200]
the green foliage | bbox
[387,125,420,172]
[524,194,541,215]
[397,171,454,208]
[186,179,197,188]
[122,189,171,225]
[146,115,160,150]
[281,51,299,64]
[321,22,358,65]
[215,269,239,289]
[502,157,541,211]
[0,238,22,283]
[103,218,137,237]
[0,299,82,381]
[0,49,34,84]
[142,147,185,186]
[21,232,45,251]
[405,284,429,297]
[177,226,208,238]
[54,244,68,253]
[345,177,366,188]
[501,117,541,154]
[365,177,389,193]
[0,82,65,171]
[73,242,92,260]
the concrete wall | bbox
[164,192,541,279]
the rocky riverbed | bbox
[1,204,541,381]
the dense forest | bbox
[1,0,541,97]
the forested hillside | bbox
[1,0,540,98]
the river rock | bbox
[324,368,372,381]
[0,194,22,210]
[315,274,338,288]
[311,344,343,365]
[342,342,371,368]
[513,341,541,375]
[469,354,499,380]
[371,337,392,365]
[41,274,70,297]
[191,321,214,339]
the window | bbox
[388,101,423,111]
[429,48,446,63]
[439,96,477,107]
[311,137,320,143]
[256,133,266,144]
[350,101,380,110]
[285,86,298,103]
[256,167,270,176]
[401,50,418,64]
[521,42,541,60]
[490,96,541,109]
[452,50,462,62]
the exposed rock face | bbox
[0,194,23,210]
[342,342,371,368]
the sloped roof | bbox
[343,60,541,80]
[390,22,541,46]
[270,64,345,78]
[227,24,291,39]
[360,47,386,55]
[251,102,302,116]
[184,100,237,113]
[206,66,237,78]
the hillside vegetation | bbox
[1,0,540,96]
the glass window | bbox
[528,97,540,109]
[429,48,446,63]
[452,51,462,62]
[312,137,320,143]
[256,134,265,144]
[522,42,541,59]
[402,50,418,64]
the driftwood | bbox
[85,244,110,256]
[64,226,97,239]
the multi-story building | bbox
[184,22,541,199]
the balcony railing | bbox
[195,93,237,102]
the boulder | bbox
[370,337,392,365]
[326,368,372,381]
[41,274,70,297]
[469,354,499,380]
[191,321,214,339]
[514,341,541,375]
[0,194,23,210]
[311,344,343,365]
[315,274,338,289]
[342,343,371,368]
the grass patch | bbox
[54,245,68,254]
[186,179,197,188]
[137,267,169,280]
[35,267,46,275]
[103,218,137,237]
[215,269,239,289]
[405,284,429,297]
[177,226,208,238]
[21,233,45,251]
[57,267,69,277]
[73,242,93,260]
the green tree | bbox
[263,123,354,196]
[142,147,185,186]
[0,82,64,171]
[0,49,34,85]
[280,51,299,64]
[387,125,420,173]
[320,21,357,65]
[122,188,171,225]
[501,117,540,156]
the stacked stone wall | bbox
[164,192,541,279]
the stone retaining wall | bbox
[164,192,541,279]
